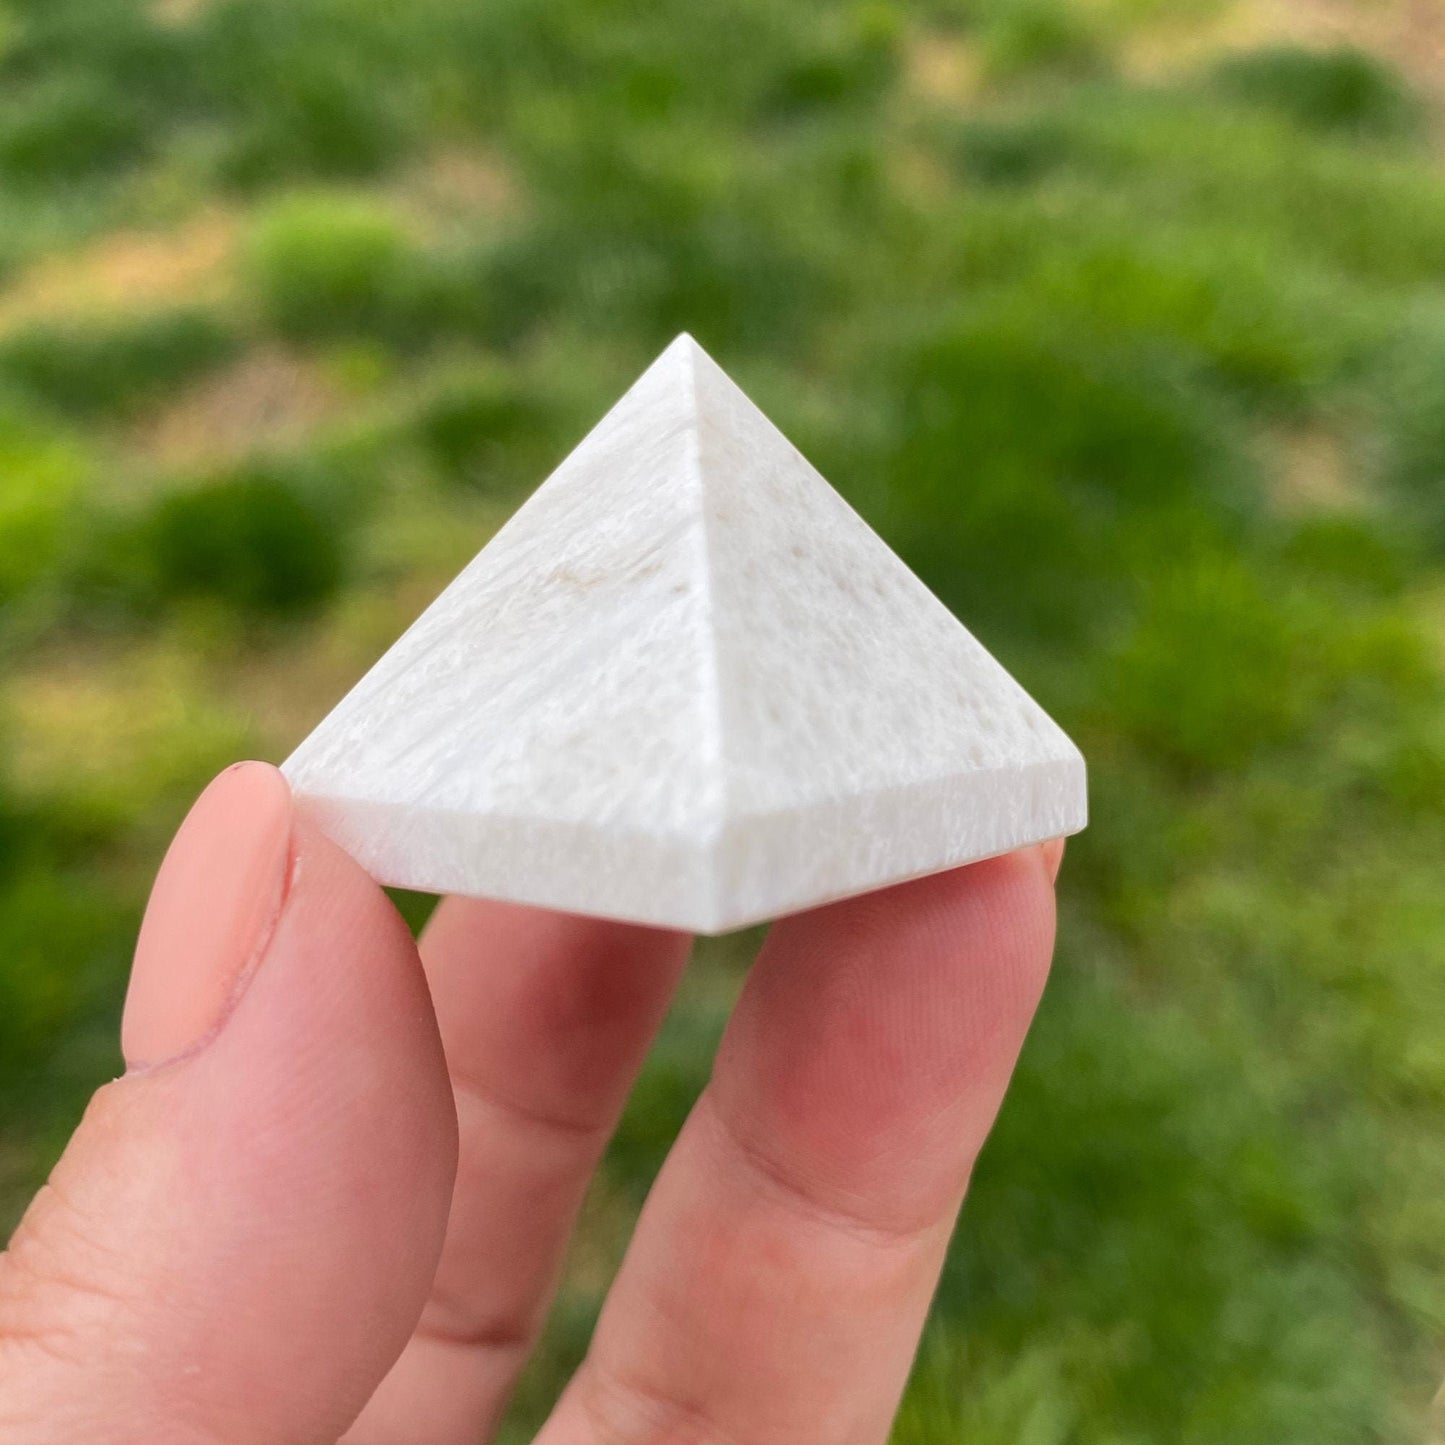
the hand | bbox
[0,760,1061,1444]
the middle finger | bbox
[343,897,691,1445]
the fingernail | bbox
[1040,837,1066,884]
[123,762,293,1070]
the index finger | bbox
[537,846,1058,1445]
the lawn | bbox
[0,0,1442,1439]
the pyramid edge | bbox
[284,749,1086,935]
[285,787,727,932]
[699,751,1087,931]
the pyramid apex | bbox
[658,331,723,378]
[624,333,748,448]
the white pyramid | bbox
[283,335,1086,933]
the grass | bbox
[138,468,349,617]
[0,0,1442,1438]
[1210,44,1428,140]
[0,306,238,417]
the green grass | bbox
[0,409,88,606]
[1210,44,1427,140]
[0,308,238,417]
[0,0,1442,1438]
[139,469,349,617]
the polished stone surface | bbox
[283,335,1087,932]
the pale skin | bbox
[0,761,1063,1443]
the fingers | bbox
[344,899,690,1445]
[538,847,1057,1445]
[1042,835,1065,883]
[0,764,458,1445]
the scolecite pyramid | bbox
[283,335,1087,932]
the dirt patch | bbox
[130,348,344,473]
[0,211,238,331]
[150,0,210,24]
[906,31,985,106]
[1128,0,1445,98]
[1269,423,1364,513]
[397,147,521,238]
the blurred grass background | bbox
[0,0,1443,1438]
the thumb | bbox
[0,762,458,1445]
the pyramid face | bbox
[282,336,1086,932]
